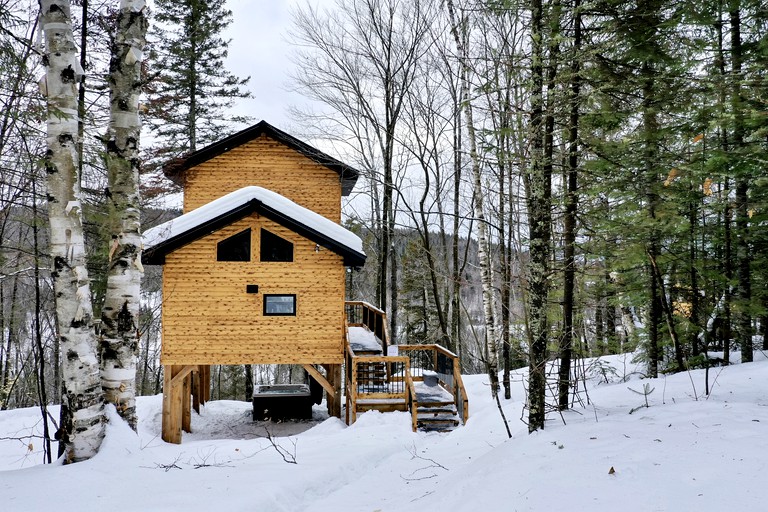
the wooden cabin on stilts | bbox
[142,121,468,443]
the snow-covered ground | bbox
[2,352,767,511]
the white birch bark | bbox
[40,0,105,462]
[100,0,147,430]
[445,0,500,398]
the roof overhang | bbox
[142,187,366,267]
[162,120,361,196]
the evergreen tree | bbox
[145,0,251,164]
[583,0,693,376]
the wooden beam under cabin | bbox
[322,363,342,418]
[302,364,335,396]
[192,370,201,414]
[201,365,211,403]
[170,364,197,388]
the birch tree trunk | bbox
[100,0,147,430]
[40,0,105,462]
[445,0,500,398]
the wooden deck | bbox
[344,301,467,431]
[347,326,383,354]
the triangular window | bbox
[217,229,251,261]
[260,229,294,262]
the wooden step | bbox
[418,413,459,423]
[417,417,460,432]
[416,399,455,408]
[356,399,408,413]
[416,402,460,432]
[417,405,457,415]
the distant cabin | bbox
[143,121,365,443]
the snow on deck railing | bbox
[345,301,388,349]
[398,344,468,425]
[343,303,468,427]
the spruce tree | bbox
[145,0,251,163]
[582,0,692,376]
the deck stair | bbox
[344,301,468,431]
[413,378,460,432]
[345,303,409,420]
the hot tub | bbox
[252,380,322,421]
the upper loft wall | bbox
[182,134,343,222]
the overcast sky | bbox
[219,0,329,133]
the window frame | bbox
[263,294,297,316]
[260,228,294,262]
[216,228,252,262]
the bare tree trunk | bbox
[714,4,732,365]
[244,364,253,400]
[525,0,552,432]
[99,0,147,430]
[559,0,580,411]
[446,0,500,399]
[40,0,104,462]
[32,179,53,463]
[451,51,464,364]
[605,271,618,352]
[688,181,702,357]
[76,0,87,178]
[729,2,752,363]
[642,60,661,379]
[594,292,604,356]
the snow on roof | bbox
[142,186,365,258]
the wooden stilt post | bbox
[202,365,211,403]
[182,371,192,433]
[161,365,172,442]
[162,365,183,444]
[322,364,333,416]
[192,369,201,414]
[316,364,341,418]
[329,364,342,418]
[345,387,351,425]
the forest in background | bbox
[1,0,767,458]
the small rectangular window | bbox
[263,294,296,316]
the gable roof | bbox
[163,120,361,196]
[142,186,366,267]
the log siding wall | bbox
[161,213,345,365]
[182,134,343,222]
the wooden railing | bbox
[345,301,389,350]
[406,371,418,431]
[344,341,410,424]
[398,344,469,425]
[344,302,468,428]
